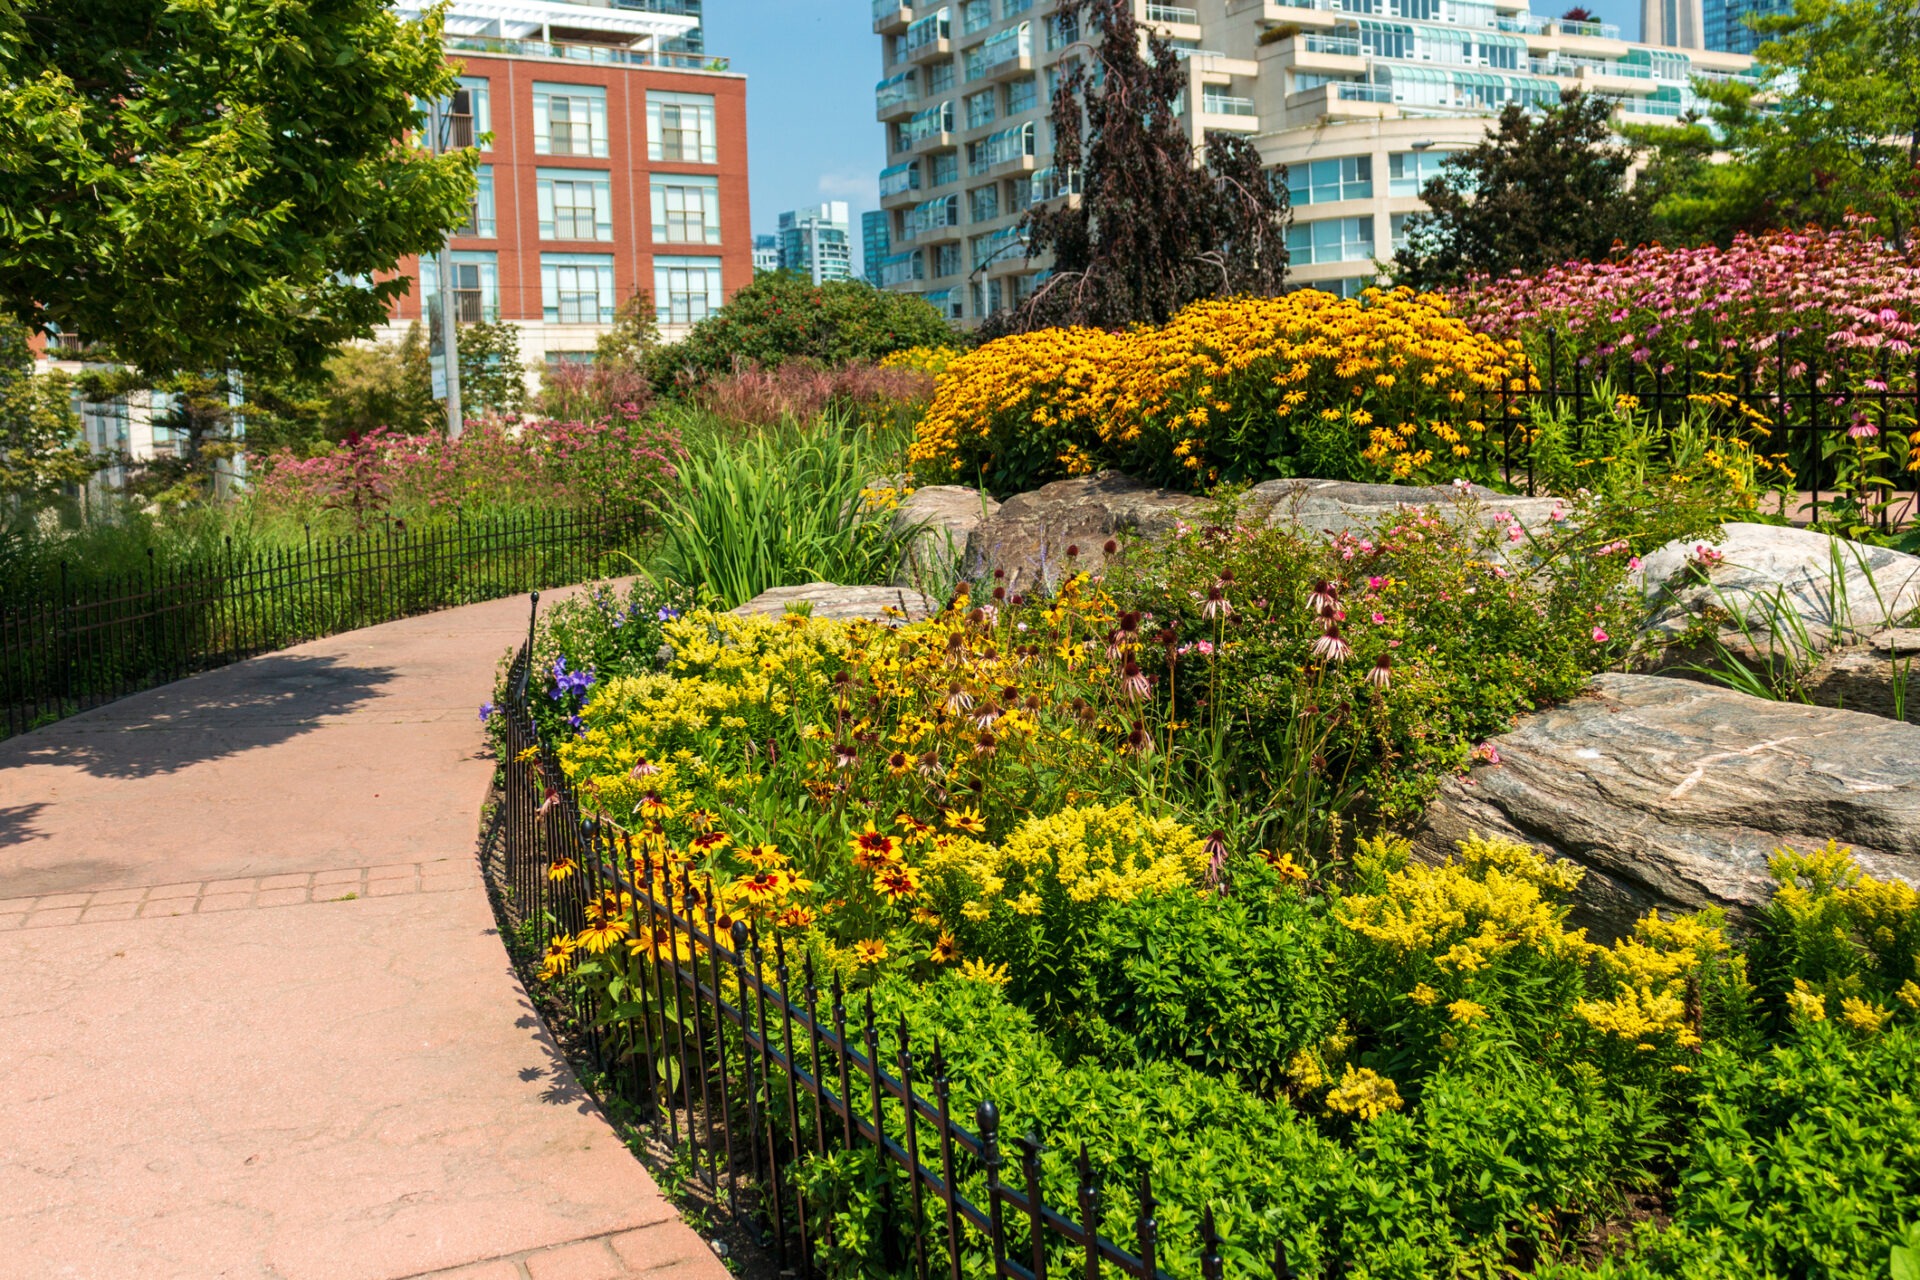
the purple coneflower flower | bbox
[1312,626,1352,663]
[1365,654,1392,690]
[1307,580,1340,615]
[1201,585,1232,621]
[1120,661,1152,700]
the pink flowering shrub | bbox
[1454,225,1920,503]
[250,409,681,526]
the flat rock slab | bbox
[0,587,728,1280]
[1242,477,1563,537]
[961,472,1564,591]
[1416,673,1920,938]
[731,581,938,623]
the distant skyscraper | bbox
[776,202,854,284]
[861,210,890,287]
[1644,0,1706,48]
[754,234,779,273]
[1703,0,1791,52]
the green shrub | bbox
[655,272,954,389]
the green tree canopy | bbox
[1394,90,1651,288]
[995,0,1289,333]
[656,272,954,387]
[0,327,96,501]
[1670,0,1919,248]
[0,0,476,381]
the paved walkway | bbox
[0,593,728,1280]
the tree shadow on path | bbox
[0,652,400,784]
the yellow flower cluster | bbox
[1764,840,1916,1036]
[908,290,1532,490]
[920,801,1207,927]
[1323,1065,1404,1121]
[1338,833,1594,971]
[1575,908,1733,1050]
[881,344,964,377]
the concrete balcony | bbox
[1141,2,1203,42]
[1261,32,1367,79]
[907,36,953,65]
[971,50,1034,83]
[874,1,911,34]
[1234,0,1340,31]
[882,183,928,211]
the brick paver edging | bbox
[0,858,472,929]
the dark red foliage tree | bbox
[985,0,1289,334]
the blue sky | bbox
[706,0,1645,261]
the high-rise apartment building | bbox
[755,234,781,272]
[777,202,857,283]
[1702,0,1790,53]
[862,209,893,286]
[871,0,1754,321]
[1643,0,1705,50]
[383,0,751,362]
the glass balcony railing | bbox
[1333,80,1393,101]
[874,0,907,20]
[880,161,923,197]
[1302,33,1362,55]
[876,71,918,112]
[442,36,726,70]
[1201,92,1257,115]
[972,22,1032,76]
[905,7,951,52]
[1145,3,1199,23]
[1555,17,1621,38]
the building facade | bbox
[382,0,752,364]
[776,202,857,283]
[870,0,1754,322]
[1702,0,1790,54]
[754,234,781,272]
[862,209,892,286]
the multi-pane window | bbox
[533,83,609,157]
[965,89,996,129]
[648,91,718,164]
[961,0,992,35]
[420,251,499,323]
[655,256,724,325]
[1388,149,1448,196]
[929,61,956,94]
[1004,76,1038,114]
[541,253,616,323]
[1287,156,1373,206]
[931,152,960,186]
[934,243,962,277]
[1045,12,1078,50]
[1004,0,1032,12]
[968,184,999,223]
[880,161,921,198]
[1390,212,1412,253]
[449,77,490,149]
[458,166,496,237]
[652,175,721,244]
[1286,216,1376,265]
[536,169,613,241]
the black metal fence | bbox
[488,618,1301,1280]
[0,508,644,739]
[1477,331,1920,524]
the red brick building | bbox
[383,1,750,362]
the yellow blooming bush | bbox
[880,344,965,377]
[1755,840,1920,1032]
[908,325,1127,493]
[907,290,1532,494]
[920,801,1207,1011]
[1574,908,1742,1056]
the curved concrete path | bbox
[0,593,727,1280]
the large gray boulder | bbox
[961,472,1564,590]
[892,485,1000,591]
[961,472,1206,591]
[730,582,938,624]
[1416,673,1920,939]
[1242,478,1563,538]
[1642,522,1920,649]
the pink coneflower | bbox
[971,702,1001,730]
[973,730,999,757]
[1120,661,1152,700]
[1849,412,1880,439]
[1307,580,1340,614]
[1201,585,1232,621]
[1366,654,1392,689]
[834,742,860,770]
[628,757,661,779]
[1312,626,1352,663]
[944,682,973,713]
[1124,721,1154,757]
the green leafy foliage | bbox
[0,326,96,500]
[0,0,477,380]
[1395,91,1650,289]
[655,273,954,390]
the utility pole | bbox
[427,95,464,438]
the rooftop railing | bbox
[443,36,727,71]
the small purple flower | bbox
[568,714,585,735]
[479,702,495,723]
[657,606,681,622]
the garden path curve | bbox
[0,592,728,1280]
